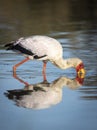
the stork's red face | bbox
[76,62,86,76]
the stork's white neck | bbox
[53,58,82,70]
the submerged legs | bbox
[13,58,47,81]
[13,57,30,73]
[42,61,47,81]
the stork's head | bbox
[76,62,86,77]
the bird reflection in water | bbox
[5,73,85,110]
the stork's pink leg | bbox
[42,61,47,81]
[13,57,30,72]
[13,72,29,86]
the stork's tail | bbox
[4,41,15,50]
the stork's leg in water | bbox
[13,57,47,81]
[13,72,29,86]
[13,57,30,74]
[42,61,47,81]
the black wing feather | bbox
[5,43,34,55]
[33,54,47,59]
[5,42,47,59]
[14,44,34,55]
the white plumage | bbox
[16,36,63,61]
[5,35,85,77]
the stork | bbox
[5,35,85,79]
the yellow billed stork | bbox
[5,35,85,76]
